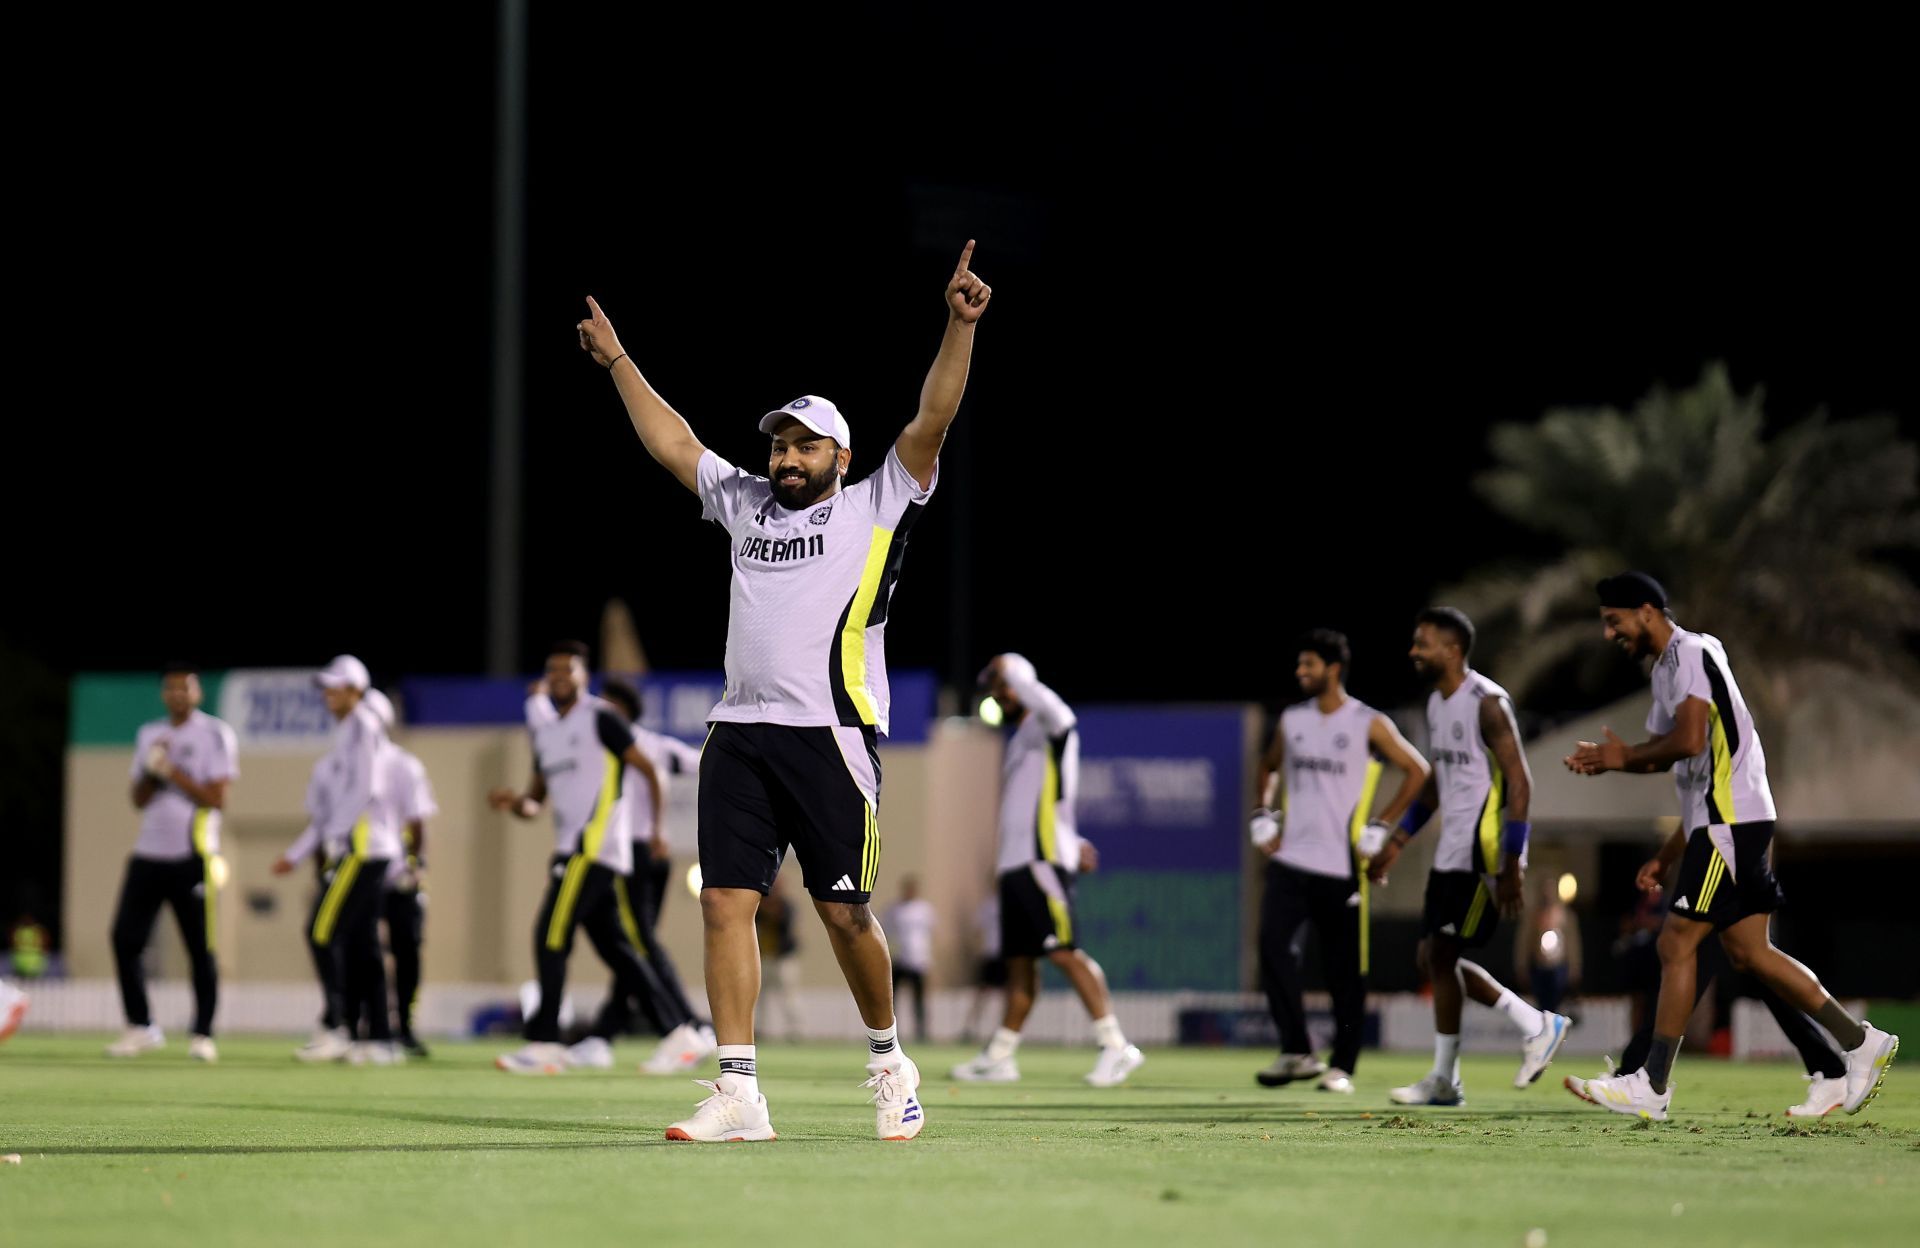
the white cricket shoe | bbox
[665,1076,777,1142]
[1515,1013,1572,1088]
[347,1041,404,1067]
[639,1023,715,1075]
[1255,1052,1327,1087]
[494,1042,570,1075]
[1316,1068,1355,1094]
[864,1055,925,1140]
[949,1053,1020,1083]
[1389,1072,1465,1106]
[0,982,28,1044]
[1785,1073,1848,1118]
[106,1024,165,1058]
[1086,1044,1146,1088]
[566,1036,614,1070]
[1841,1024,1898,1115]
[188,1035,218,1063]
[1574,1068,1671,1121]
[294,1027,353,1063]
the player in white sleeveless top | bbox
[1369,609,1570,1106]
[1563,573,1896,1121]
[950,654,1144,1088]
[488,642,672,1076]
[1250,630,1430,1093]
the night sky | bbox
[12,13,1916,718]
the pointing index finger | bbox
[586,295,605,320]
[954,239,975,273]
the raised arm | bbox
[578,296,707,492]
[895,240,991,489]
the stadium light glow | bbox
[978,695,1004,727]
[1557,872,1578,903]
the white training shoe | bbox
[1574,1068,1671,1121]
[0,982,28,1044]
[1316,1068,1355,1094]
[566,1036,614,1070]
[1389,1072,1466,1106]
[1515,1012,1573,1088]
[1255,1052,1327,1087]
[1841,1023,1898,1115]
[106,1024,165,1058]
[294,1027,353,1063]
[949,1053,1021,1083]
[639,1023,715,1075]
[347,1041,404,1067]
[665,1076,777,1142]
[1086,1044,1146,1088]
[494,1042,570,1075]
[1785,1072,1848,1118]
[864,1055,925,1140]
[188,1035,218,1063]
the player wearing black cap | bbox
[1561,573,1897,1120]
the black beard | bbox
[771,464,838,509]
[1412,661,1442,686]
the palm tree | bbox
[1443,363,1920,717]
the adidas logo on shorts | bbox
[832,875,856,891]
[1674,896,1691,911]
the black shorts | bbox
[977,957,1009,988]
[697,721,882,903]
[1424,870,1499,949]
[1669,822,1785,929]
[999,863,1078,958]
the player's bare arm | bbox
[1636,826,1687,894]
[1481,694,1531,915]
[1563,698,1707,776]
[895,240,991,489]
[578,295,707,492]
[1251,721,1286,857]
[622,743,666,833]
[1362,715,1431,882]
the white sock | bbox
[1494,988,1546,1037]
[1092,1014,1127,1050]
[985,1027,1022,1062]
[867,1023,901,1067]
[716,1044,759,1100]
[1432,1033,1461,1082]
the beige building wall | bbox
[63,725,1000,998]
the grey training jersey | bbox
[1426,670,1511,875]
[129,711,239,860]
[995,678,1081,874]
[531,695,636,873]
[1274,696,1382,880]
[1648,628,1775,829]
[696,444,936,738]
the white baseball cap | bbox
[362,687,396,732]
[314,654,371,691]
[758,395,851,449]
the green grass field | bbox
[1,1036,1912,1248]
